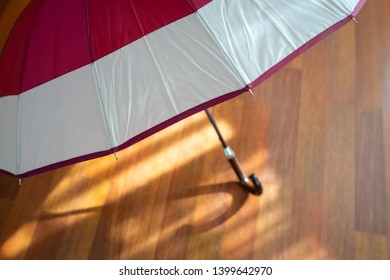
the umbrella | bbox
[0,0,365,193]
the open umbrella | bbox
[0,0,365,193]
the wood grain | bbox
[0,0,389,260]
[355,111,386,235]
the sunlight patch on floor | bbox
[1,221,36,259]
[114,118,233,194]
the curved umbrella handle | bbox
[246,173,263,196]
[205,109,263,196]
[227,153,263,196]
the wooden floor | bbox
[1,1,389,260]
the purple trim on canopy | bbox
[0,0,366,179]
[352,0,366,16]
[15,88,246,178]
[248,0,366,89]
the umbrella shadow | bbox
[37,182,248,229]
[0,174,21,229]
[0,87,307,260]
[0,126,255,260]
[169,182,249,233]
[1,90,293,260]
[15,181,249,259]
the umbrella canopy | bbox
[0,0,365,178]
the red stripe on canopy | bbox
[189,0,213,9]
[0,0,212,97]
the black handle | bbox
[228,158,263,196]
[205,109,263,196]
[246,173,263,196]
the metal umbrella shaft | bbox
[205,109,262,195]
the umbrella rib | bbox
[127,0,180,114]
[15,0,47,176]
[190,4,251,88]
[253,1,298,49]
[84,0,118,153]
[16,95,21,177]
[142,36,180,114]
